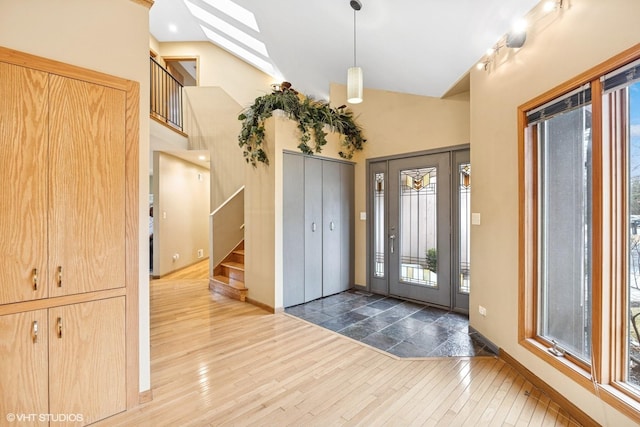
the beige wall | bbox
[156,41,276,107]
[0,0,151,392]
[149,34,162,61]
[329,85,471,287]
[470,0,640,424]
[183,87,246,210]
[153,153,211,276]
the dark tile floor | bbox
[285,289,496,358]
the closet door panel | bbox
[283,154,305,307]
[0,62,48,304]
[0,310,48,425]
[48,75,126,297]
[322,161,342,296]
[304,157,323,302]
[49,297,126,424]
[340,163,355,292]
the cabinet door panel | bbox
[0,310,48,425]
[49,297,126,425]
[283,154,305,307]
[48,75,126,296]
[0,62,48,304]
[304,157,323,302]
[322,161,342,296]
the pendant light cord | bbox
[353,9,357,67]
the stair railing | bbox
[150,56,184,131]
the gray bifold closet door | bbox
[283,153,354,307]
[304,157,323,302]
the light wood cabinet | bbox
[0,47,139,425]
[0,310,49,426]
[0,298,125,426]
[283,153,354,307]
[0,66,126,303]
[49,298,126,425]
[0,62,49,305]
[48,75,126,298]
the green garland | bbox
[238,82,366,166]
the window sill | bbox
[520,338,595,390]
[520,338,640,423]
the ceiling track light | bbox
[476,0,566,73]
[543,0,564,13]
[505,31,526,48]
[347,0,363,104]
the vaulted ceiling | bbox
[150,0,540,100]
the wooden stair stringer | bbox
[209,241,247,302]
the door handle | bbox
[389,234,396,254]
[311,222,317,232]
[32,321,38,343]
[57,317,63,339]
[57,266,63,287]
[32,268,38,291]
[330,221,335,231]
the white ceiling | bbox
[150,0,540,99]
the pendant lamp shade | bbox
[347,1,363,104]
[347,66,363,104]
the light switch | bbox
[360,212,367,220]
[472,213,481,225]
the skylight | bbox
[181,0,279,78]
[184,1,268,57]
[200,26,274,75]
[200,0,259,32]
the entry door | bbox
[388,153,451,306]
[369,151,470,310]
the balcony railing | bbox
[150,57,183,131]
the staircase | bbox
[210,241,247,302]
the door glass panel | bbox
[399,167,437,287]
[459,163,471,294]
[374,172,385,278]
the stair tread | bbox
[233,249,245,256]
[221,261,245,271]
[212,275,247,290]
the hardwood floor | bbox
[97,262,581,426]
[159,258,211,280]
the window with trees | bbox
[519,44,640,420]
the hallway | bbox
[96,261,581,426]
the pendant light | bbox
[347,0,363,104]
